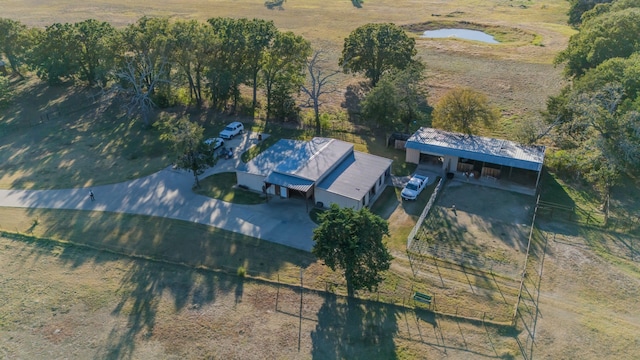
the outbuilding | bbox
[237,137,392,210]
[405,127,545,195]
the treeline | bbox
[0,17,311,121]
[547,0,640,218]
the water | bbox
[421,29,499,44]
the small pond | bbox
[421,29,499,44]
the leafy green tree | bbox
[156,116,217,188]
[73,19,119,86]
[573,52,640,105]
[312,204,393,298]
[28,22,79,84]
[579,0,640,24]
[205,18,277,112]
[431,87,499,134]
[555,8,640,78]
[556,84,640,222]
[207,17,248,111]
[361,62,428,132]
[339,23,416,87]
[243,19,277,111]
[0,18,29,76]
[0,75,13,108]
[567,0,612,26]
[389,62,429,132]
[261,31,311,120]
[169,20,216,106]
[360,77,399,130]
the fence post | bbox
[276,273,280,311]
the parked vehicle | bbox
[219,122,244,139]
[401,174,429,201]
[204,137,225,150]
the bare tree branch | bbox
[300,50,340,133]
[112,54,170,126]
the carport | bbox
[405,127,545,195]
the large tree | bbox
[156,116,217,188]
[552,84,640,222]
[555,8,640,78]
[572,52,640,104]
[0,18,29,76]
[73,19,119,86]
[243,19,277,111]
[301,50,340,134]
[114,54,169,126]
[28,23,79,84]
[312,204,393,298]
[361,64,429,132]
[431,87,499,134]
[360,77,399,130]
[261,31,311,120]
[169,20,216,106]
[339,23,416,87]
[207,17,249,111]
[121,17,173,102]
[567,0,613,27]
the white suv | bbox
[219,122,244,139]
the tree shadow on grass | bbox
[311,294,398,359]
[6,206,315,359]
[101,259,234,359]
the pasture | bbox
[3,1,640,359]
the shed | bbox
[405,127,545,194]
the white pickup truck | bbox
[401,174,429,201]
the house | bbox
[236,137,392,210]
[405,127,545,195]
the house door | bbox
[280,186,288,198]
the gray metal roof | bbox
[406,127,545,171]
[317,151,393,200]
[240,139,303,176]
[242,137,353,181]
[264,172,314,192]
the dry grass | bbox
[0,233,522,359]
[3,0,571,119]
[0,78,171,189]
[5,2,638,359]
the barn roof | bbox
[406,127,545,171]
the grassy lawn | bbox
[372,180,439,252]
[0,79,171,190]
[0,207,315,278]
[195,172,265,204]
[538,170,606,226]
[5,2,640,358]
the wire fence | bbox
[407,177,446,250]
[2,228,514,326]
